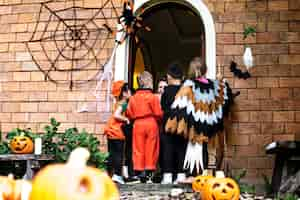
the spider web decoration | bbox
[26,0,121,89]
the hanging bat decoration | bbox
[230,61,251,80]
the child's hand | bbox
[125,118,130,124]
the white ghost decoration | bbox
[243,47,254,70]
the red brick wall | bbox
[206,0,300,184]
[0,0,122,152]
[0,0,299,185]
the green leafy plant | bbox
[262,174,273,196]
[41,118,108,170]
[243,26,256,40]
[232,169,247,183]
[283,194,299,200]
[231,169,256,194]
[275,194,299,200]
[54,127,108,169]
[42,118,60,155]
[0,132,9,154]
[6,128,38,141]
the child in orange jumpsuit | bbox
[126,71,163,183]
[104,80,131,184]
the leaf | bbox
[240,184,256,194]
[243,26,256,40]
[262,174,273,195]
[232,169,247,184]
[0,142,10,154]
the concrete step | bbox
[118,184,197,200]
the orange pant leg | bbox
[144,118,159,170]
[132,120,146,171]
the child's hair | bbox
[117,83,129,100]
[167,62,183,79]
[158,76,167,84]
[188,57,207,78]
[137,71,153,89]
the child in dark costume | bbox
[104,81,131,184]
[165,57,232,176]
[160,62,187,184]
[127,71,163,183]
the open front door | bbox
[128,2,205,91]
[128,37,152,90]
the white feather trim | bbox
[184,142,204,174]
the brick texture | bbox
[0,0,299,186]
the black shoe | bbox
[125,176,140,184]
[139,171,147,183]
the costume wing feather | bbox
[165,79,232,143]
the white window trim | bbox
[114,0,216,81]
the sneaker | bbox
[112,174,125,184]
[122,166,129,179]
[174,173,186,184]
[161,173,173,184]
[145,171,154,184]
[146,179,153,184]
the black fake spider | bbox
[116,0,151,44]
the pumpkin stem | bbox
[7,174,14,180]
[202,169,213,176]
[67,148,90,168]
[215,171,225,178]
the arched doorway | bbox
[114,0,216,85]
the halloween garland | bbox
[230,61,251,80]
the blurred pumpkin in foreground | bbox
[0,174,31,200]
[29,147,119,200]
[0,174,14,200]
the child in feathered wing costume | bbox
[165,57,232,174]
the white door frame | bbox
[114,0,216,81]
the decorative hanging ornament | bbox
[243,47,254,70]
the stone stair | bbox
[118,184,198,200]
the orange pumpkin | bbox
[0,174,31,200]
[10,135,34,154]
[205,171,240,200]
[29,148,119,200]
[12,179,32,200]
[0,174,14,200]
[192,170,214,194]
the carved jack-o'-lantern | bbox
[192,170,214,194]
[29,148,119,200]
[205,171,240,200]
[10,135,34,154]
